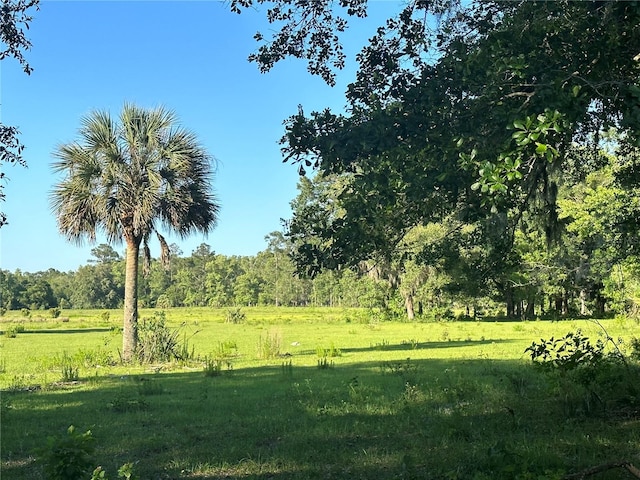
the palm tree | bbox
[51,103,219,361]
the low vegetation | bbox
[1,307,639,479]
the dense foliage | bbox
[230,0,640,320]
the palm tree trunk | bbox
[123,238,141,362]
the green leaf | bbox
[535,142,547,154]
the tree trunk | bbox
[579,289,589,316]
[405,293,415,320]
[123,238,141,362]
[505,288,515,318]
[562,291,569,315]
[525,296,535,319]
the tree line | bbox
[0,238,392,313]
[3,145,640,320]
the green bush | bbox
[225,307,246,324]
[525,330,608,372]
[316,342,342,358]
[55,352,80,382]
[49,307,61,318]
[525,330,639,416]
[135,311,192,364]
[155,294,171,309]
[203,355,223,377]
[37,425,96,480]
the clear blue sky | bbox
[1,1,399,273]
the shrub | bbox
[38,425,96,480]
[524,330,607,372]
[630,337,640,361]
[4,326,18,338]
[135,311,192,364]
[155,294,171,309]
[49,307,61,318]
[317,357,333,369]
[226,307,246,324]
[20,308,30,318]
[525,329,639,416]
[202,341,238,376]
[203,355,223,377]
[316,342,342,358]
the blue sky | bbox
[1,1,399,273]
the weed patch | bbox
[257,330,281,359]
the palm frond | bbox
[142,238,151,277]
[51,103,220,248]
[157,232,171,270]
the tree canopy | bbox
[0,0,39,227]
[234,0,640,272]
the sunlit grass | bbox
[1,307,639,479]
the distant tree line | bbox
[4,139,640,319]
[0,236,393,313]
[3,145,640,320]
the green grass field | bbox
[1,307,639,479]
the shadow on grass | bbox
[2,358,638,480]
[339,338,514,354]
[19,327,114,334]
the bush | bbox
[54,352,80,382]
[136,311,193,364]
[4,324,25,338]
[38,425,96,480]
[203,355,223,377]
[225,307,246,324]
[205,340,238,375]
[525,329,639,416]
[155,294,171,309]
[630,337,640,362]
[316,342,342,358]
[49,307,61,318]
[525,330,608,372]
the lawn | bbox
[1,307,639,479]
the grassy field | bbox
[1,307,639,479]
